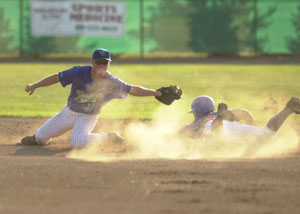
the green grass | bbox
[0,63,299,123]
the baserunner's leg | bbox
[266,97,300,132]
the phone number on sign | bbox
[75,24,119,32]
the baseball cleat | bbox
[107,131,124,145]
[286,97,300,114]
[21,135,38,145]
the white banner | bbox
[31,1,126,37]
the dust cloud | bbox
[67,99,300,162]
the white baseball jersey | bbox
[203,120,275,141]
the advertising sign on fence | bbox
[31,1,126,37]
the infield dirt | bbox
[1,117,300,214]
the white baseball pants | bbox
[35,106,107,147]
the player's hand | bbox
[217,103,236,122]
[217,103,228,113]
[25,84,36,95]
[155,90,162,97]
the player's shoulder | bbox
[104,71,123,82]
[71,65,92,73]
[60,65,91,81]
[105,71,115,79]
[67,65,92,78]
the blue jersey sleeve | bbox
[58,66,81,87]
[110,76,131,99]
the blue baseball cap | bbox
[92,48,111,61]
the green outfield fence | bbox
[0,0,300,57]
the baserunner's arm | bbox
[25,73,59,95]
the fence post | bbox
[253,0,258,55]
[139,0,144,58]
[19,0,24,56]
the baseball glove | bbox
[155,85,182,105]
[217,103,236,122]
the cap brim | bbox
[93,57,111,62]
[189,111,217,119]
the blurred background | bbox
[1,0,300,59]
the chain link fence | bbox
[0,0,300,57]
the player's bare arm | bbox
[25,73,59,95]
[129,85,162,97]
[231,109,255,125]
[129,85,182,105]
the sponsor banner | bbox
[31,1,126,37]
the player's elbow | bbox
[129,86,142,96]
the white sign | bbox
[31,1,126,37]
